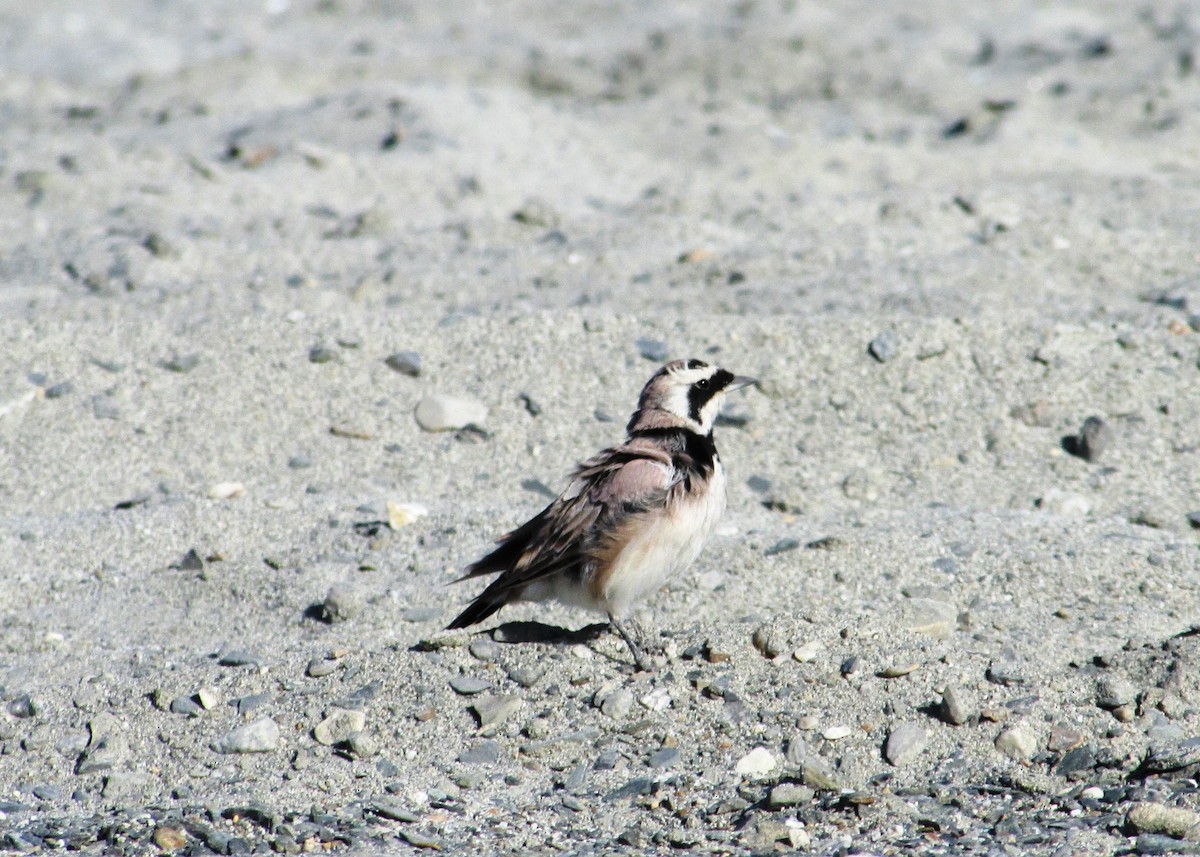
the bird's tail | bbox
[446,591,506,630]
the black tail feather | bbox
[446,591,506,629]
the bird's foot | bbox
[608,615,658,673]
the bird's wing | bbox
[455,445,675,589]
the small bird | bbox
[447,359,756,669]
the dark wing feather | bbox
[446,443,674,629]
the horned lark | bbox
[447,359,756,670]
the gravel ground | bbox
[2,2,1200,855]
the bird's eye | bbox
[696,378,710,390]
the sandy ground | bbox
[2,1,1200,854]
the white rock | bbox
[208,481,245,500]
[822,725,853,741]
[639,687,672,713]
[792,641,823,663]
[196,687,220,710]
[387,501,429,529]
[735,746,779,778]
[414,395,487,431]
[1037,489,1091,517]
[995,725,1037,761]
[314,709,366,745]
[213,717,279,754]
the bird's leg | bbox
[608,613,654,672]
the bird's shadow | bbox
[490,620,611,645]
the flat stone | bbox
[458,740,502,765]
[414,395,487,432]
[313,709,366,745]
[648,747,680,768]
[884,722,927,766]
[1096,677,1137,709]
[1038,489,1091,516]
[213,717,280,754]
[218,650,262,667]
[868,330,900,362]
[735,746,778,778]
[1057,745,1097,779]
[897,598,956,639]
[636,338,669,362]
[768,783,815,808]
[941,685,975,725]
[471,695,522,731]
[347,731,378,758]
[322,584,363,623]
[995,725,1037,761]
[371,797,419,823]
[384,352,421,377]
[449,676,491,696]
[1127,802,1200,839]
[170,695,203,716]
[76,714,128,774]
[595,684,634,719]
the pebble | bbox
[884,723,927,766]
[898,597,957,638]
[1127,802,1200,839]
[458,741,501,765]
[468,639,500,661]
[877,662,918,678]
[346,732,378,758]
[792,641,822,663]
[1037,489,1091,516]
[31,785,61,801]
[153,827,187,851]
[307,656,341,678]
[768,783,815,808]
[314,710,366,745]
[7,695,38,719]
[941,685,975,725]
[751,624,788,659]
[385,352,421,377]
[308,345,338,364]
[196,687,220,710]
[414,395,487,431]
[1187,511,1200,530]
[207,481,245,500]
[594,684,634,720]
[471,695,522,731]
[799,757,840,791]
[636,338,669,362]
[822,725,852,741]
[1096,676,1137,709]
[449,676,492,696]
[170,695,203,716]
[176,548,204,571]
[735,747,778,777]
[218,650,262,667]
[371,797,419,823]
[213,717,280,754]
[868,330,900,362]
[233,694,271,717]
[1073,415,1113,462]
[638,687,671,713]
[387,501,428,529]
[44,380,73,399]
[505,664,545,688]
[1056,745,1096,779]
[76,714,128,774]
[322,584,363,623]
[648,747,680,768]
[399,830,443,850]
[994,725,1037,761]
[162,353,200,373]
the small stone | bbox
[941,685,975,725]
[322,584,363,623]
[898,598,957,638]
[196,688,220,710]
[314,709,366,745]
[1037,489,1091,516]
[153,826,188,851]
[1072,416,1113,462]
[76,714,128,774]
[31,785,61,801]
[767,783,815,808]
[471,695,522,731]
[751,624,788,659]
[1048,726,1085,753]
[764,538,800,556]
[385,352,421,377]
[792,641,822,663]
[207,481,245,500]
[92,395,120,419]
[414,395,487,431]
[995,726,1037,761]
[449,676,492,696]
[213,717,280,754]
[170,695,202,716]
[44,380,74,399]
[638,687,671,713]
[387,501,428,529]
[1096,677,1137,709]
[822,725,852,741]
[308,345,338,364]
[885,723,927,766]
[1187,511,1200,530]
[877,663,919,679]
[594,684,634,720]
[468,639,500,661]
[346,731,378,758]
[868,330,900,363]
[371,797,419,823]
[176,549,204,571]
[1127,802,1200,839]
[307,657,341,678]
[218,650,262,667]
[505,664,545,688]
[648,747,680,768]
[7,695,38,719]
[398,830,442,850]
[401,606,441,622]
[162,353,200,373]
[1056,745,1097,779]
[233,694,271,717]
[735,746,778,777]
[102,771,144,800]
[635,338,669,362]
[458,740,501,765]
[799,757,840,791]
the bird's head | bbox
[627,358,756,436]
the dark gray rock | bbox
[457,741,501,765]
[868,330,900,362]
